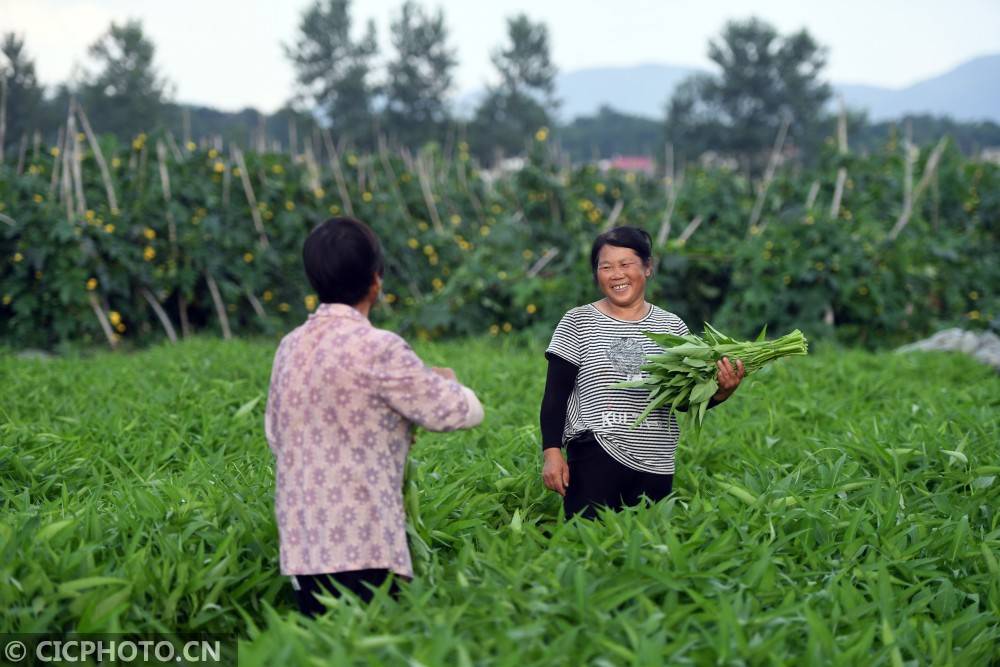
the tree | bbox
[470,14,557,162]
[80,20,171,139]
[0,33,45,152]
[286,0,378,148]
[666,17,831,173]
[383,1,456,150]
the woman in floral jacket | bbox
[265,217,484,616]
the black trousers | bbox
[563,431,674,520]
[293,569,400,617]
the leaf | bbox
[37,519,74,542]
[59,576,131,594]
[233,395,263,419]
[756,324,768,342]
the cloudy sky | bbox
[3,0,999,113]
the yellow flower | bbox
[407,238,419,249]
[313,188,325,199]
[208,148,219,159]
[814,262,826,271]
[428,255,439,266]
[969,291,979,301]
[115,322,126,333]
[418,221,429,232]
[132,134,146,151]
[522,249,534,259]
[50,147,60,157]
[423,244,435,256]
[143,227,156,240]
[450,214,461,226]
[186,141,197,151]
[385,293,397,304]
[213,161,225,173]
[783,275,792,285]
[272,164,284,175]
[304,294,318,310]
[502,322,512,333]
[109,310,122,326]
[346,154,358,166]
[362,192,373,202]
[968,310,981,320]
[243,252,254,263]
[490,204,502,214]
[749,225,762,236]
[263,290,273,302]
[432,278,444,291]
[143,246,156,261]
[594,183,606,195]
[480,225,490,237]
[526,303,537,314]
[285,201,295,211]
[13,252,23,263]
[27,165,39,175]
[1,294,10,305]
[489,324,500,336]
[33,194,43,204]
[535,127,549,142]
[458,141,469,152]
[232,167,241,177]
[86,278,98,291]
[111,157,121,169]
[329,205,341,215]
[85,210,95,221]
[497,271,508,280]
[278,302,290,312]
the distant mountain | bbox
[836,55,1000,122]
[455,55,1000,124]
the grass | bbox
[1,336,998,665]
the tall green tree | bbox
[286,0,378,148]
[383,1,456,150]
[0,33,45,152]
[666,17,831,173]
[80,20,171,139]
[470,14,557,162]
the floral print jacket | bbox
[265,303,484,577]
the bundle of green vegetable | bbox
[613,324,808,430]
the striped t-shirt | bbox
[546,302,689,475]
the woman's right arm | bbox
[540,352,578,496]
[374,333,484,432]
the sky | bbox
[2,0,999,113]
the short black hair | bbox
[590,226,653,277]
[303,217,384,305]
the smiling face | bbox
[595,244,651,308]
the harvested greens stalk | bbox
[612,323,808,431]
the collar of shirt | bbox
[309,303,369,323]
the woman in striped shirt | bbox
[539,226,744,519]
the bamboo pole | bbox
[178,294,191,338]
[749,114,791,232]
[245,289,266,318]
[804,180,820,210]
[205,272,232,339]
[15,134,27,175]
[140,287,178,343]
[75,102,119,213]
[676,215,704,244]
[527,248,559,278]
[416,153,444,233]
[829,101,849,220]
[155,140,179,254]
[655,171,684,246]
[322,128,354,216]
[602,199,625,231]
[888,137,948,241]
[88,293,118,349]
[0,74,7,163]
[231,146,270,249]
[68,113,86,218]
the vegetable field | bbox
[1,127,997,350]
[2,338,998,665]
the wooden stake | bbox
[749,114,791,231]
[140,287,178,343]
[231,146,270,249]
[322,128,354,216]
[88,293,118,349]
[205,272,232,339]
[75,102,120,214]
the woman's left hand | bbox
[713,356,745,402]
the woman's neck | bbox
[597,298,649,321]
